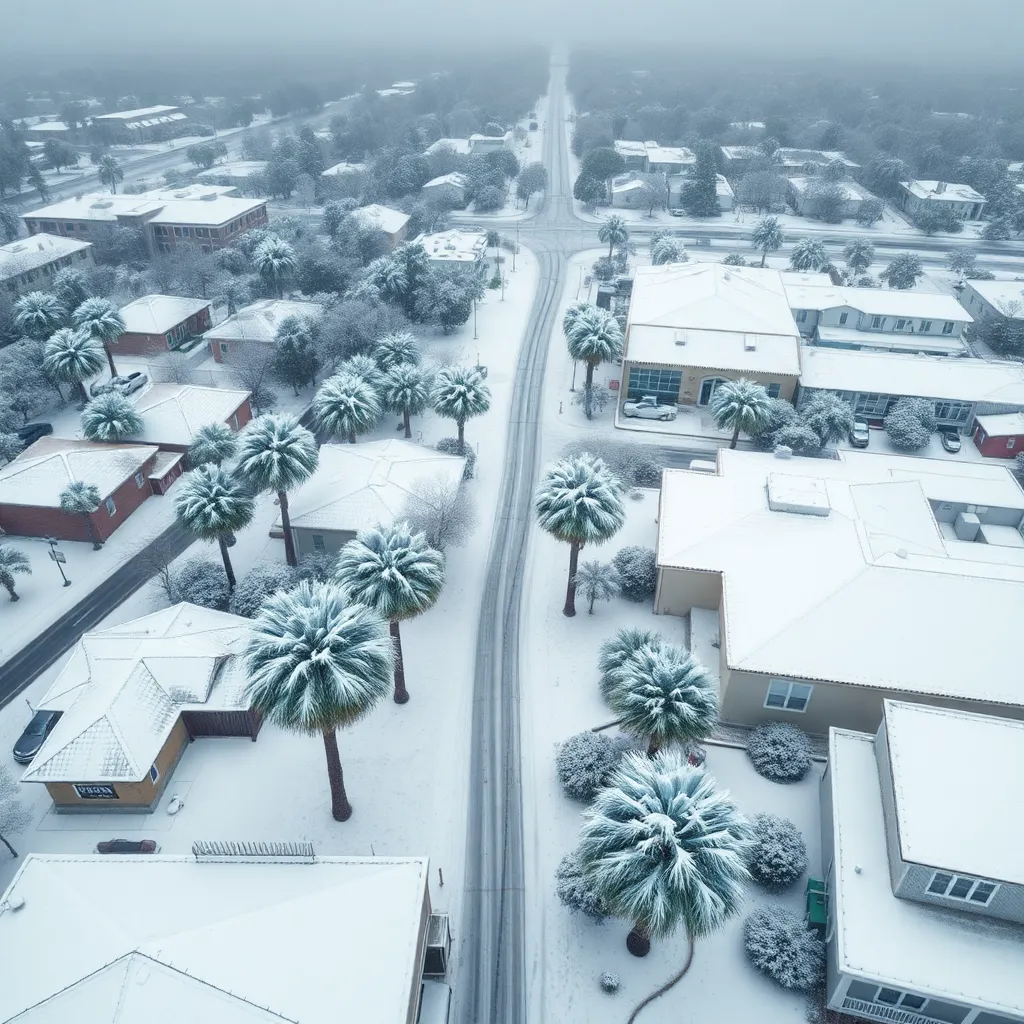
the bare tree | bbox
[401,473,478,551]
[0,764,32,858]
[162,352,196,385]
[227,345,278,414]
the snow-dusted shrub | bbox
[747,722,812,783]
[292,550,338,583]
[744,907,825,991]
[556,731,627,801]
[229,563,295,618]
[611,546,657,603]
[435,436,477,480]
[599,973,620,994]
[555,849,607,922]
[748,813,808,890]
[884,397,936,452]
[631,457,662,488]
[171,556,229,611]
[1015,451,1024,481]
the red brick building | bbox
[205,299,324,364]
[131,384,253,454]
[113,295,212,357]
[973,412,1024,459]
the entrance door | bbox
[698,377,727,406]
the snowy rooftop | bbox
[786,283,972,322]
[788,176,875,201]
[321,160,367,177]
[799,348,1024,406]
[777,148,859,167]
[657,449,1024,702]
[645,144,696,166]
[720,145,758,160]
[0,437,157,508]
[814,324,966,355]
[24,604,254,784]
[278,439,465,534]
[975,411,1024,437]
[881,700,1024,884]
[119,294,210,335]
[965,279,1024,317]
[902,180,986,204]
[422,172,468,189]
[424,137,472,156]
[131,383,249,445]
[93,104,180,121]
[204,299,323,344]
[0,232,92,280]
[827,728,1024,1013]
[351,204,410,236]
[196,160,268,181]
[627,326,801,376]
[0,854,429,1024]
[715,174,734,198]
[416,229,486,263]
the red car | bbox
[96,839,159,854]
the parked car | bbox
[849,418,870,448]
[622,395,678,421]
[940,430,962,453]
[12,709,63,764]
[96,839,159,854]
[668,209,685,217]
[90,372,149,398]
[16,422,52,446]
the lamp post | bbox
[46,537,71,588]
[473,299,478,340]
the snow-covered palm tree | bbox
[0,545,31,602]
[73,296,125,376]
[381,363,430,439]
[535,454,625,617]
[234,414,319,567]
[651,237,689,266]
[187,421,240,467]
[43,328,105,403]
[572,560,620,614]
[245,580,394,821]
[97,154,123,194]
[598,626,664,701]
[253,237,297,298]
[431,365,491,455]
[709,379,772,449]
[606,644,718,756]
[174,464,256,588]
[598,214,629,259]
[565,307,622,414]
[340,354,384,389]
[750,216,784,267]
[59,481,102,549]
[578,751,750,956]
[788,237,829,273]
[335,522,445,704]
[373,331,420,373]
[562,301,593,339]
[81,393,143,442]
[313,372,382,444]
[13,291,66,341]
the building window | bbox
[933,401,971,424]
[795,309,808,323]
[698,376,729,406]
[159,243,172,254]
[764,382,782,399]
[927,871,999,905]
[134,471,144,488]
[920,320,932,332]
[1008,439,1016,450]
[853,392,896,417]
[313,535,326,552]
[155,225,168,237]
[219,342,230,356]
[196,227,208,237]
[231,413,238,429]
[942,321,955,334]
[895,319,907,330]
[626,367,683,403]
[876,989,901,1006]
[173,226,182,237]
[165,332,173,345]
[838,312,848,325]
[149,764,160,784]
[64,222,75,232]
[871,316,884,329]
[105,496,116,516]
[764,680,813,712]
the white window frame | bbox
[1008,438,1016,450]
[871,315,884,329]
[926,870,999,905]
[764,679,814,712]
[895,318,907,330]
[920,320,932,332]
[134,471,144,488]
[105,496,116,516]
[942,320,955,334]
[838,312,848,325]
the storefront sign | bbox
[73,784,118,799]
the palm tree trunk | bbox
[348,429,356,444]
[84,514,101,551]
[646,735,661,757]
[626,922,651,957]
[102,340,116,377]
[279,490,298,567]
[77,379,89,404]
[390,619,409,704]
[457,420,466,455]
[608,239,614,259]
[217,534,236,589]
[585,361,596,389]
[402,409,411,439]
[588,593,596,614]
[760,249,767,268]
[0,832,18,858]
[322,729,352,821]
[563,539,581,617]
[4,582,19,602]
[730,423,741,450]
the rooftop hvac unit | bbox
[422,913,452,978]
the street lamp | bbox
[46,537,71,588]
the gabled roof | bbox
[901,180,986,204]
[204,299,323,344]
[131,384,249,445]
[422,172,468,189]
[119,294,210,335]
[424,137,472,156]
[351,204,410,236]
[24,604,254,784]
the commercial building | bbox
[113,295,212,356]
[898,180,986,221]
[205,299,323,363]
[350,204,410,249]
[822,701,1024,1024]
[613,140,696,175]
[91,103,187,141]
[972,412,1024,458]
[468,131,515,154]
[416,229,487,268]
[0,232,94,298]
[654,448,1024,733]
[788,177,877,220]
[131,383,252,452]
[961,279,1024,323]
[619,263,802,408]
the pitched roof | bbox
[350,204,410,236]
[203,299,323,344]
[965,279,1024,317]
[422,172,468,189]
[119,294,210,335]
[24,604,254,784]
[0,233,92,281]
[423,137,472,156]
[785,283,972,322]
[902,180,986,203]
[131,383,249,444]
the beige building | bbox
[654,449,1024,734]
[0,232,94,298]
[619,263,802,409]
[351,203,410,249]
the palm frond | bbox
[81,393,143,442]
[709,379,771,435]
[43,328,105,384]
[373,332,420,372]
[187,422,240,467]
[431,365,491,423]
[381,363,430,417]
[598,626,663,700]
[59,480,101,515]
[235,414,319,493]
[72,297,125,342]
[313,373,382,440]
[174,464,255,540]
[535,453,625,545]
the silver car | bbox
[622,395,678,421]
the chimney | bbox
[935,181,947,194]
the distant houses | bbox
[898,180,986,221]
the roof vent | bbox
[767,473,831,517]
[896,547,908,559]
[674,330,687,346]
[743,334,757,351]
[722,271,731,281]
[91,200,113,209]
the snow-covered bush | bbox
[555,849,607,922]
[435,436,477,480]
[884,397,936,452]
[747,722,812,783]
[292,550,338,583]
[229,563,295,618]
[631,457,662,488]
[744,907,825,991]
[748,813,808,890]
[556,731,627,801]
[611,546,657,603]
[170,556,230,611]
[599,973,621,994]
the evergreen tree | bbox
[682,143,721,218]
[751,216,784,267]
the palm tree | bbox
[245,580,394,821]
[573,560,620,614]
[750,216,784,267]
[341,354,384,389]
[843,238,875,280]
[253,237,297,298]
[381,363,430,439]
[13,291,66,341]
[174,465,256,588]
[788,237,829,273]
[234,414,319,567]
[52,267,91,315]
[562,301,593,339]
[97,155,123,194]
[651,237,689,265]
[187,421,240,467]
[598,215,629,259]
[598,627,664,701]
[0,545,31,602]
[43,328,105,403]
[335,522,445,704]
[373,331,420,373]
[81,393,143,442]
[431,365,491,455]
[59,481,103,549]
[565,307,623,416]
[313,373,381,444]
[535,454,625,617]
[73,296,125,377]
[709,379,771,449]
[578,751,750,956]
[606,644,718,756]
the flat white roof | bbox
[627,326,801,376]
[645,144,695,165]
[0,854,428,1024]
[351,204,410,236]
[902,180,986,204]
[786,283,972,322]
[94,104,179,121]
[882,700,1024,885]
[720,145,757,159]
[131,383,249,445]
[196,160,267,180]
[416,229,486,263]
[828,728,1024,1015]
[424,137,472,156]
[788,176,874,201]
[321,160,367,177]
[119,294,209,334]
[204,299,323,344]
[24,188,265,228]
[0,232,92,280]
[815,325,966,355]
[964,279,1024,317]
[799,348,1024,406]
[975,410,1024,437]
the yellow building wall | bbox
[655,567,722,616]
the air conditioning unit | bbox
[422,913,451,978]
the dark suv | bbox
[13,709,62,764]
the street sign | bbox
[48,550,66,564]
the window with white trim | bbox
[1008,439,1016,450]
[895,318,907,330]
[134,471,144,488]
[838,312,848,325]
[920,320,932,332]
[942,320,955,334]
[871,315,884,329]
[764,680,813,712]
[149,764,160,784]
[926,871,999,905]
[105,496,116,516]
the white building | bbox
[421,172,469,205]
[320,160,367,178]
[424,137,473,157]
[788,177,877,220]
[350,204,410,248]
[898,180,986,221]
[666,173,734,211]
[468,131,514,154]
[416,229,487,267]
[961,279,1024,322]
[0,232,94,298]
[91,103,187,140]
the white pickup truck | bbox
[622,395,678,421]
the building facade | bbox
[898,180,986,221]
[113,295,212,356]
[0,233,94,299]
[973,413,1024,458]
[205,299,323,363]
